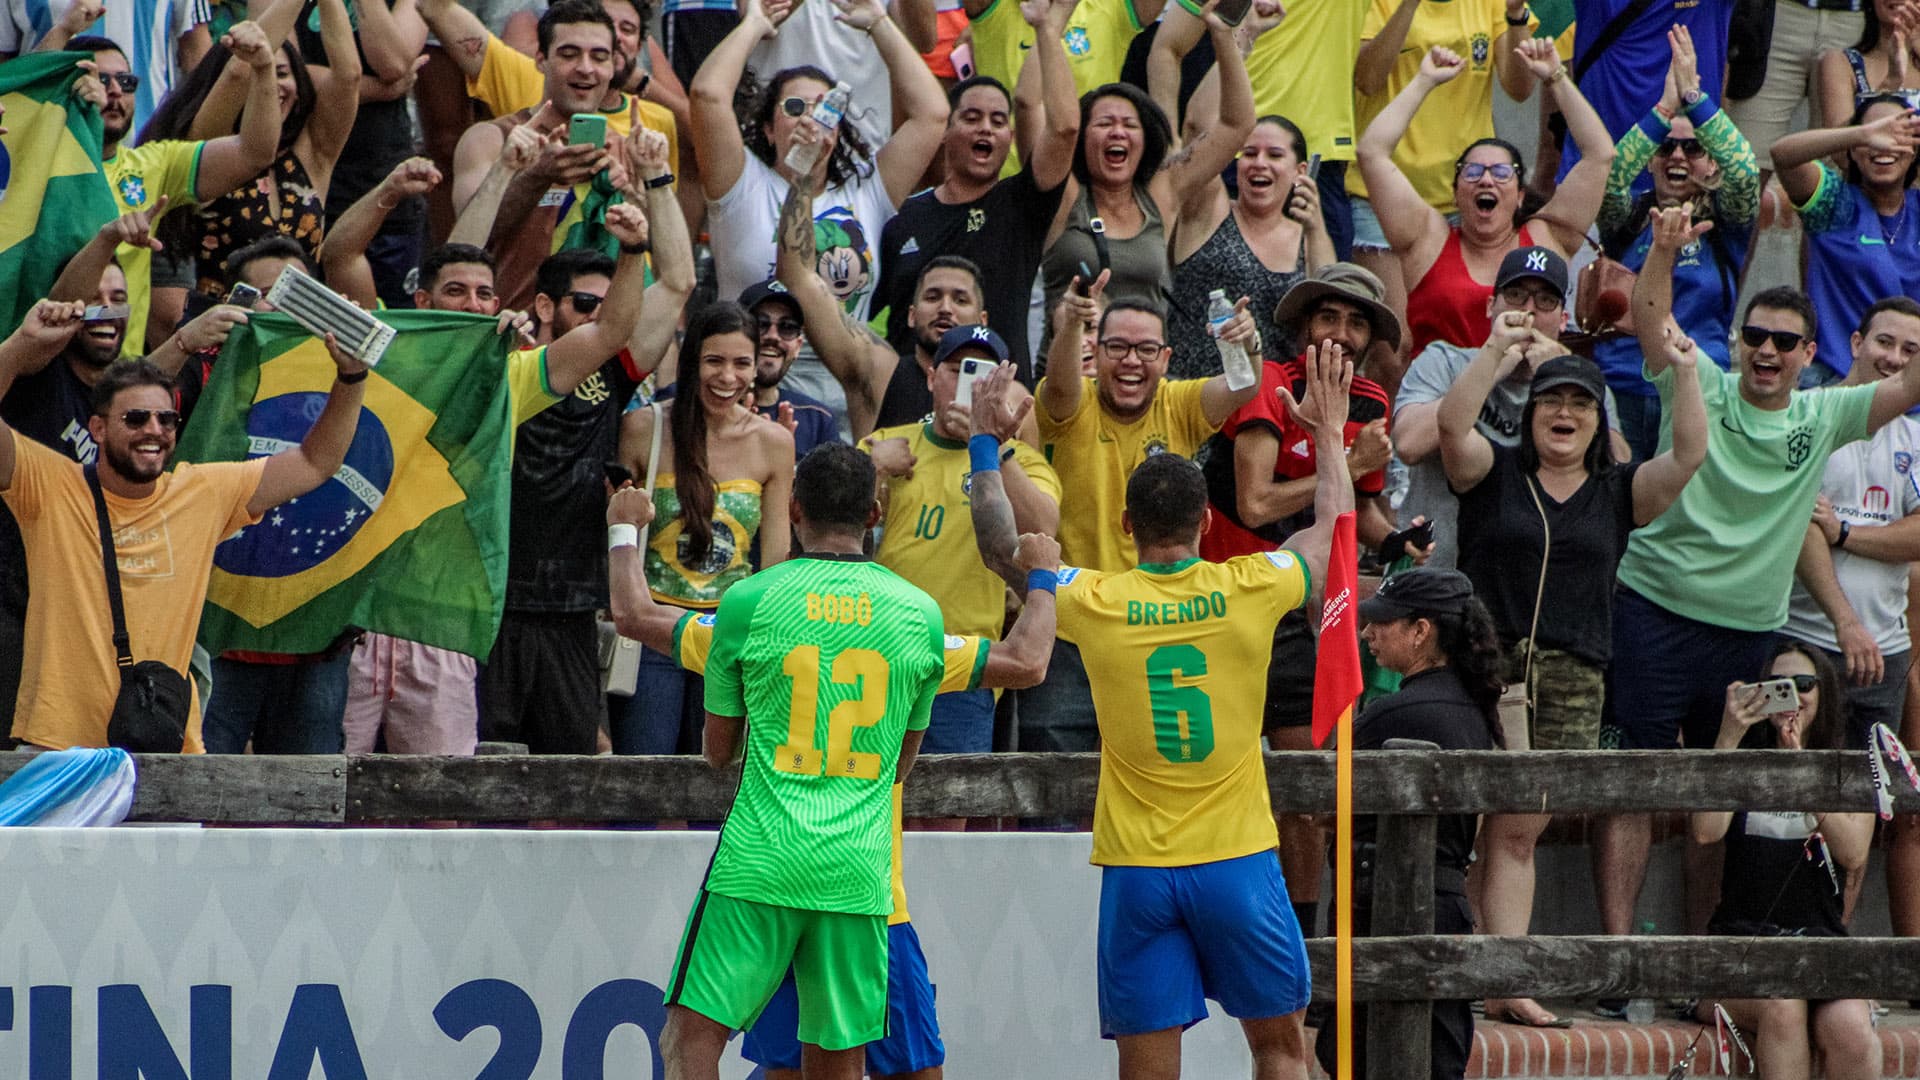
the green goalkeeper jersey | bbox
[703,553,944,915]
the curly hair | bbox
[739,66,876,189]
[1428,599,1510,748]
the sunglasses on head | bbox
[1741,325,1806,352]
[754,314,804,341]
[96,71,139,92]
[566,291,603,314]
[115,408,180,430]
[1455,162,1517,183]
[1656,137,1707,160]
[779,96,812,118]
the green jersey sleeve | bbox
[704,577,769,717]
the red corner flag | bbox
[1311,512,1362,748]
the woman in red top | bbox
[1358,41,1614,357]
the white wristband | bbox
[608,523,640,551]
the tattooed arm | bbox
[773,175,898,439]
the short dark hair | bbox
[224,235,318,287]
[417,244,496,293]
[67,34,123,57]
[536,248,616,303]
[91,361,173,416]
[1125,453,1207,547]
[537,0,616,54]
[1745,286,1818,341]
[1857,295,1920,337]
[946,75,1011,114]
[913,254,984,296]
[794,443,876,531]
[1098,298,1167,339]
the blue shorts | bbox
[741,921,945,1074]
[921,688,995,753]
[1097,850,1310,1038]
[1609,587,1775,750]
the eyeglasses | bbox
[1455,162,1517,183]
[779,96,811,118]
[565,291,604,314]
[1741,325,1806,352]
[754,314,804,341]
[1534,392,1597,413]
[1098,338,1166,361]
[96,71,139,93]
[1499,285,1562,312]
[1656,137,1707,160]
[115,408,180,430]
[1779,674,1819,694]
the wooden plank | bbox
[129,755,346,822]
[1305,936,1920,1001]
[1365,810,1435,1080]
[347,755,743,821]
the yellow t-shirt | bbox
[467,33,680,177]
[1177,0,1365,162]
[1056,551,1310,866]
[1037,376,1216,573]
[104,139,203,359]
[4,433,266,753]
[674,609,990,924]
[507,346,565,432]
[1347,0,1535,209]
[863,422,1061,640]
[970,0,1143,176]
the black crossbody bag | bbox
[87,465,189,753]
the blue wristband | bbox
[969,434,1002,474]
[1026,568,1058,595]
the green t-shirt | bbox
[702,554,943,915]
[1616,361,1875,631]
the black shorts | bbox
[478,610,602,754]
[1262,610,1316,732]
[664,11,743,94]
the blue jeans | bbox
[921,689,995,753]
[612,645,704,754]
[1315,160,1355,263]
[1612,391,1662,463]
[202,653,351,754]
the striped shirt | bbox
[0,0,211,133]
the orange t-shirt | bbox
[3,433,265,752]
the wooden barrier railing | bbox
[17,749,1919,1077]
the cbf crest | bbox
[1470,33,1491,67]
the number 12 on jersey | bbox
[775,645,891,780]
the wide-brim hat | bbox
[1271,262,1403,353]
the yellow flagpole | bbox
[1335,702,1355,1079]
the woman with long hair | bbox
[1356,39,1614,359]
[1816,0,1920,129]
[1690,640,1880,1079]
[1320,567,1502,1080]
[1165,113,1333,378]
[1596,26,1758,459]
[139,0,358,303]
[613,302,796,755]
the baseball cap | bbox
[933,324,1009,367]
[738,278,801,317]
[1357,567,1476,623]
[1530,355,1607,401]
[1494,247,1571,300]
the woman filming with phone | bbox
[1690,640,1881,1080]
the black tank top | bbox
[875,352,934,430]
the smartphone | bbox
[225,282,261,309]
[82,303,129,323]
[955,356,994,407]
[1752,677,1802,717]
[1212,0,1252,27]
[950,41,975,81]
[568,113,608,149]
[603,461,634,489]
[1306,152,1322,182]
[1072,260,1095,297]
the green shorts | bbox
[663,889,889,1051]
[1506,640,1605,750]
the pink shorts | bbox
[343,633,478,755]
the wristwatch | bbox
[1681,87,1705,107]
[1837,520,1853,548]
[1506,5,1531,25]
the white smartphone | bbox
[955,356,994,407]
[1752,677,1801,717]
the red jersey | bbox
[1405,223,1540,357]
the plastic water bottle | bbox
[1208,289,1257,391]
[1623,919,1658,1024]
[784,82,853,175]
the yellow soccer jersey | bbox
[1056,551,1312,867]
[506,347,566,433]
[864,422,1061,640]
[468,34,680,176]
[969,0,1143,177]
[1037,377,1216,573]
[673,610,989,924]
[104,139,202,359]
[1182,0,1364,163]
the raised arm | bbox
[1197,296,1262,427]
[979,534,1061,689]
[837,0,950,206]
[1774,108,1920,207]
[690,0,791,199]
[247,334,370,516]
[963,363,1055,586]
[1356,47,1458,256]
[1691,682,1769,843]
[1493,0,1532,102]
[192,22,285,201]
[355,0,429,84]
[624,115,696,374]
[0,305,86,486]
[447,122,542,247]
[417,0,492,81]
[1038,271,1103,421]
[34,0,103,54]
[1630,327,1706,524]
[774,169,894,436]
[1146,2,1206,133]
[890,0,938,55]
[1274,340,1356,593]
[1354,0,1418,97]
[1437,316,1534,492]
[322,157,441,308]
[544,204,653,395]
[50,199,168,304]
[1023,0,1081,191]
[1526,38,1615,253]
[184,0,306,139]
[1160,2,1261,212]
[1632,204,1704,379]
[605,482,684,651]
[298,0,362,165]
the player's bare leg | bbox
[662,1006,731,1080]
[1241,1012,1309,1080]
[799,1043,865,1080]
[1115,1027,1182,1080]
[875,1069,941,1079]
[1267,724,1326,931]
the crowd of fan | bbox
[6,0,1920,1054]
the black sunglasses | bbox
[1656,137,1707,160]
[1782,673,1819,693]
[96,71,139,92]
[566,291,603,314]
[779,96,811,118]
[1741,325,1806,352]
[755,314,804,341]
[115,408,180,430]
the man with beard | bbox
[737,280,839,459]
[875,0,1079,380]
[72,23,284,356]
[0,298,370,752]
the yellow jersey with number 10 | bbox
[1057,552,1311,867]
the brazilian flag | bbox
[0,51,117,333]
[177,312,518,658]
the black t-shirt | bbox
[877,168,1065,382]
[505,351,643,612]
[296,0,421,223]
[1711,810,1847,937]
[874,351,932,431]
[1454,446,1640,667]
[1352,667,1494,870]
[2,361,101,466]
